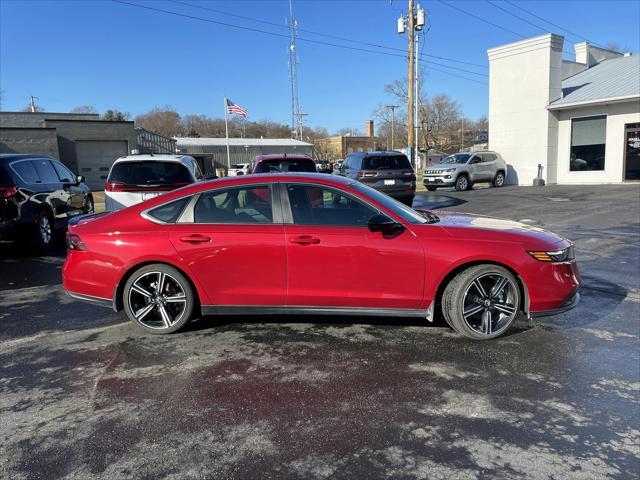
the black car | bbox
[334,151,416,206]
[0,154,93,248]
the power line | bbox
[437,0,527,39]
[503,0,599,46]
[169,0,487,69]
[111,0,488,84]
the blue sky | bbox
[1,0,639,133]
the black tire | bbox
[455,174,470,191]
[426,187,437,192]
[493,171,505,187]
[441,264,520,340]
[85,195,94,214]
[123,264,196,334]
[34,209,54,249]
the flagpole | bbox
[223,97,231,172]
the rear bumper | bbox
[529,292,580,318]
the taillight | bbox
[105,181,126,192]
[0,186,17,198]
[66,232,88,251]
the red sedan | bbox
[63,174,580,340]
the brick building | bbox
[314,120,379,162]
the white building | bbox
[488,34,640,185]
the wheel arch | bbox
[114,260,202,312]
[433,260,530,315]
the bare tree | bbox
[70,105,97,114]
[135,106,183,137]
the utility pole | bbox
[461,117,465,152]
[398,2,425,168]
[29,96,38,113]
[385,104,399,150]
[288,0,303,139]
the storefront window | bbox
[570,115,606,171]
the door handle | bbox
[180,234,211,244]
[290,235,320,245]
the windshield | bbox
[362,155,411,170]
[351,182,435,224]
[108,161,193,187]
[440,154,471,164]
[254,159,316,173]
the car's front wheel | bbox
[441,264,520,340]
[455,175,470,191]
[123,264,196,334]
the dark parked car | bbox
[249,154,317,174]
[335,151,416,205]
[0,154,93,248]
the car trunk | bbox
[357,155,416,193]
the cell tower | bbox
[288,0,303,139]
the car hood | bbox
[430,210,569,249]
[428,163,465,169]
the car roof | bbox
[254,154,314,163]
[113,154,194,164]
[347,150,406,157]
[0,153,56,164]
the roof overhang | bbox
[547,94,640,111]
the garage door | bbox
[75,140,128,190]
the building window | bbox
[570,115,606,171]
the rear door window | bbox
[108,161,194,187]
[33,159,61,184]
[362,155,411,170]
[193,186,274,224]
[11,161,40,184]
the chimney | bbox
[365,120,374,137]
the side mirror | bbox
[76,175,85,184]
[368,213,403,234]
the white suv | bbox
[105,155,205,211]
[228,163,249,176]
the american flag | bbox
[225,98,247,117]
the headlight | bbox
[445,168,456,172]
[529,245,574,262]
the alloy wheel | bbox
[39,214,52,245]
[127,271,187,330]
[461,273,519,336]
[86,198,94,213]
[495,173,505,186]
[456,176,468,191]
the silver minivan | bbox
[423,151,507,191]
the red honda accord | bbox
[62,173,580,340]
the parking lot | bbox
[1,184,639,479]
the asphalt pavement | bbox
[1,184,639,479]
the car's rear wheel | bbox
[426,186,437,192]
[123,264,195,334]
[493,171,505,187]
[442,265,520,340]
[455,175,470,191]
[35,209,54,249]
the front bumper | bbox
[423,177,454,187]
[529,292,580,318]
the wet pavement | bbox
[1,184,639,479]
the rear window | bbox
[146,196,191,223]
[362,155,411,170]
[254,159,316,174]
[108,161,193,187]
